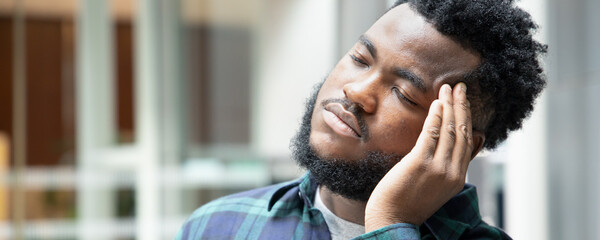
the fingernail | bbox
[459,82,467,93]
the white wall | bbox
[502,0,549,238]
[252,0,338,156]
[504,0,600,239]
[544,0,600,239]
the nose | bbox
[342,73,381,114]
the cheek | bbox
[371,111,424,154]
[384,120,413,145]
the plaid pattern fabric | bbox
[176,174,511,240]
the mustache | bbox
[321,98,369,141]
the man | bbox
[177,0,546,239]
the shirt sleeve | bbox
[352,223,420,240]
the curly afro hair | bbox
[391,0,547,150]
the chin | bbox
[293,127,401,201]
[291,79,401,201]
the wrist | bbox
[364,210,419,232]
[365,204,426,232]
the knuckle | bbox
[422,149,435,160]
[432,113,443,124]
[416,161,431,172]
[429,165,445,178]
[458,123,469,140]
[407,158,430,173]
[448,173,462,183]
[446,123,456,140]
[433,163,449,175]
[447,174,465,190]
[467,134,474,147]
[427,126,441,140]
[457,100,470,112]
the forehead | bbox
[365,4,480,90]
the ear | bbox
[470,130,486,159]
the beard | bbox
[290,81,402,202]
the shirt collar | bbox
[267,173,483,239]
[267,173,315,211]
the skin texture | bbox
[309,4,486,228]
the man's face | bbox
[310,4,480,162]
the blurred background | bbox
[0,0,598,239]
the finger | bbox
[452,82,474,173]
[433,84,456,162]
[413,99,443,159]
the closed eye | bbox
[349,54,368,67]
[393,87,417,106]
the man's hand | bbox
[365,82,475,231]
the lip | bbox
[322,103,362,139]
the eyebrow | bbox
[359,35,377,59]
[394,68,427,92]
[359,34,426,92]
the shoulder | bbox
[187,180,293,221]
[176,179,303,239]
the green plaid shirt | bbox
[176,173,510,239]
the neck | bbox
[319,185,367,225]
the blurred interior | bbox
[0,0,599,239]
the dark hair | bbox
[391,0,547,149]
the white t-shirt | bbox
[314,186,365,240]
